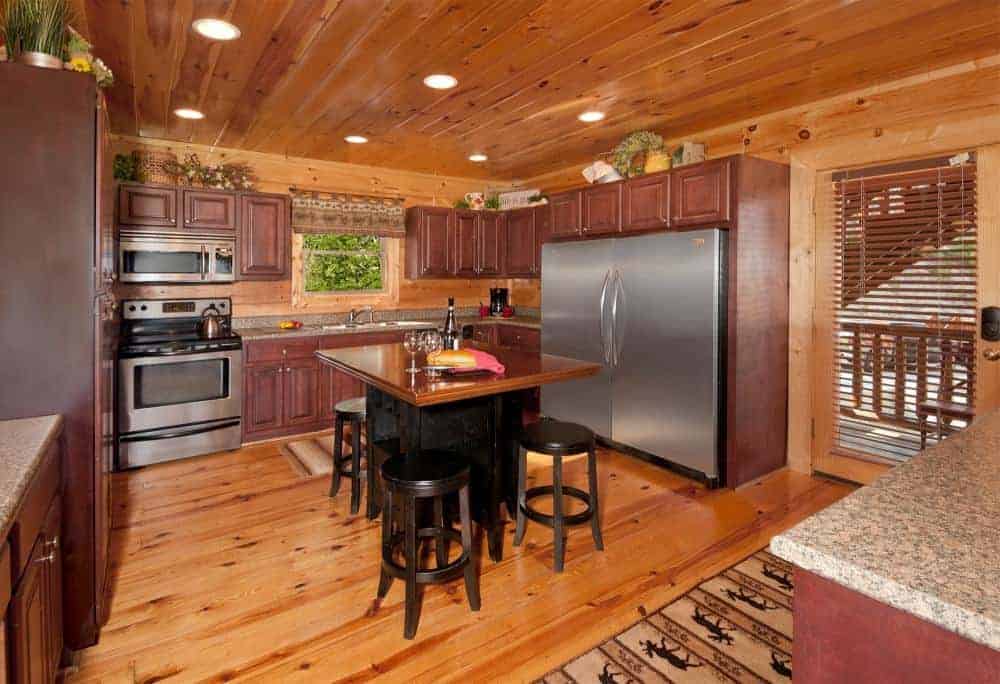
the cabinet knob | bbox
[36,552,55,564]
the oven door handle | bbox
[120,419,241,444]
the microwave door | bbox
[209,244,235,282]
[120,239,208,283]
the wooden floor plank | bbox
[66,438,851,683]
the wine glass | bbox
[421,330,444,377]
[403,331,421,374]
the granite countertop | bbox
[0,415,62,540]
[237,315,541,341]
[771,409,1000,649]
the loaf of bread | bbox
[426,349,477,368]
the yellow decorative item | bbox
[68,56,92,73]
[644,150,671,174]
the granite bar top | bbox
[237,315,540,341]
[771,409,1000,649]
[0,415,62,541]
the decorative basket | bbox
[135,149,179,185]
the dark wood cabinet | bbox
[623,172,670,232]
[581,183,622,236]
[469,325,496,346]
[238,193,289,280]
[93,295,115,629]
[244,364,284,436]
[94,102,116,294]
[118,184,177,227]
[478,212,506,276]
[5,441,63,684]
[406,207,453,278]
[496,324,541,352]
[671,158,732,227]
[243,331,411,443]
[452,210,479,277]
[183,189,237,232]
[504,208,538,277]
[283,358,321,427]
[549,190,581,237]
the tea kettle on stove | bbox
[200,304,224,339]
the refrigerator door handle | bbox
[612,269,626,366]
[599,269,612,364]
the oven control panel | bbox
[123,298,231,319]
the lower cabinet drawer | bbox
[497,325,541,352]
[245,337,319,364]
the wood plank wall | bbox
[111,136,539,316]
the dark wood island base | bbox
[794,568,999,683]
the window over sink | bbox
[302,233,386,293]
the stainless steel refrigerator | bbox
[541,230,727,483]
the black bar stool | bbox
[329,397,367,514]
[377,452,480,639]
[513,421,603,572]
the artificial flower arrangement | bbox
[163,154,257,191]
[64,28,113,87]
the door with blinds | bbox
[822,155,978,464]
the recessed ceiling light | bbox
[192,18,241,41]
[468,153,488,162]
[174,108,204,120]
[344,135,368,144]
[578,111,605,123]
[423,74,458,90]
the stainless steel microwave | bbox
[119,232,235,283]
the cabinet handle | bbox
[36,552,55,564]
[277,367,284,374]
[48,536,59,551]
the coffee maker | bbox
[489,287,509,316]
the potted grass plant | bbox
[1,0,73,69]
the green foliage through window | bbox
[303,233,385,293]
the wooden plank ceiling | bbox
[81,0,1000,180]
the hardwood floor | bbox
[66,438,851,683]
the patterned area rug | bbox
[539,549,796,683]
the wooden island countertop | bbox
[316,344,599,406]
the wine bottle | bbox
[443,297,459,350]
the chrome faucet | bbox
[348,306,375,325]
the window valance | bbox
[290,189,406,236]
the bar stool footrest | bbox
[381,527,468,584]
[522,485,593,527]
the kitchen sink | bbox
[321,321,435,331]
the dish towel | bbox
[457,349,506,375]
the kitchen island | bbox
[771,409,1000,682]
[316,343,599,561]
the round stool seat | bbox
[335,396,366,416]
[520,421,594,454]
[381,452,469,494]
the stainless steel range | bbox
[117,298,242,469]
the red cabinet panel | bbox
[581,183,622,236]
[183,189,237,232]
[623,172,670,232]
[478,212,506,276]
[238,193,289,280]
[452,210,479,277]
[118,184,177,227]
[549,190,581,237]
[671,158,731,227]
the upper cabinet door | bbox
[581,183,622,236]
[183,189,237,232]
[670,159,732,227]
[416,207,454,277]
[478,212,506,276]
[118,184,177,227]
[623,172,670,233]
[238,193,289,280]
[505,208,537,277]
[452,210,479,277]
[549,190,581,238]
